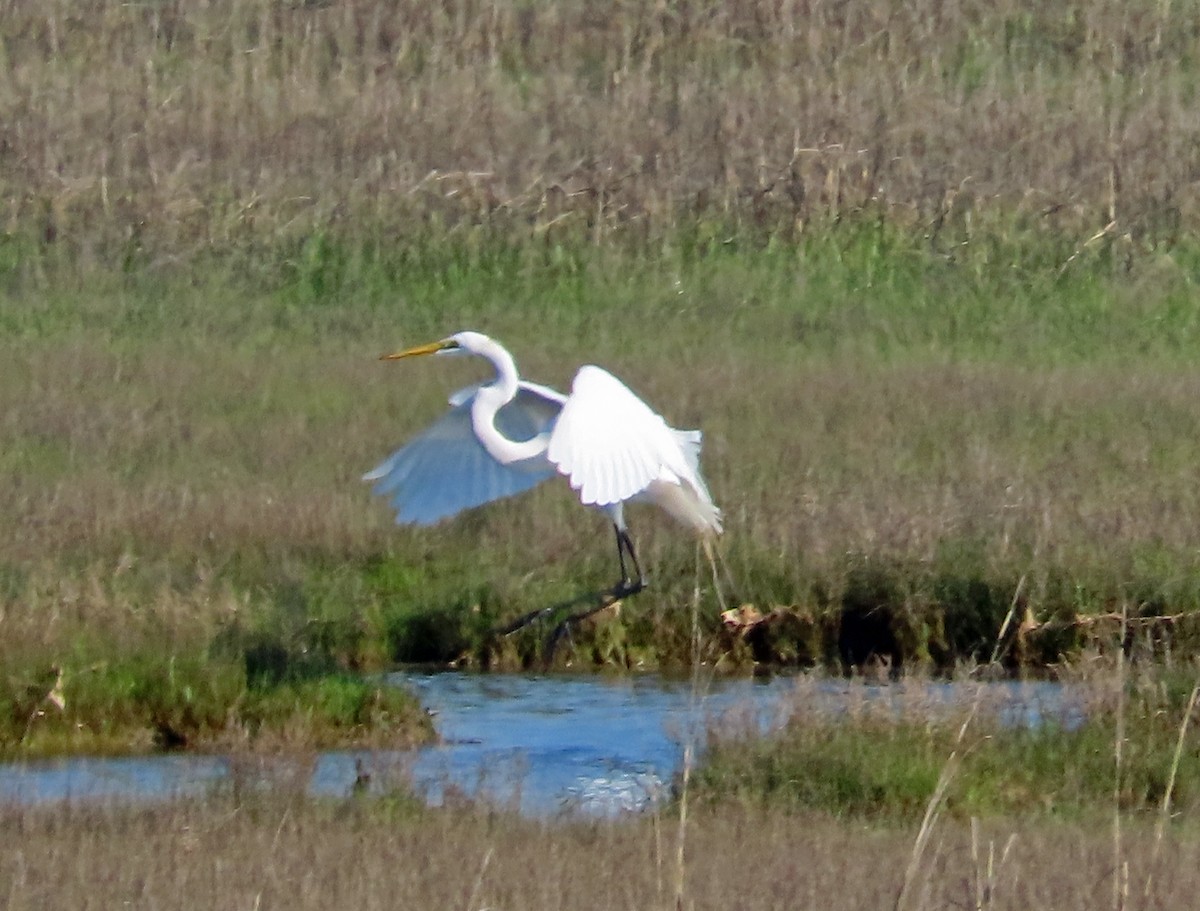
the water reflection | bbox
[0,673,1073,816]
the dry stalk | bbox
[984,573,1027,670]
[1056,219,1117,277]
[652,804,665,908]
[671,540,727,911]
[701,539,731,614]
[1141,676,1200,905]
[897,574,1028,911]
[19,665,66,744]
[895,694,983,911]
[1111,602,1128,911]
[673,740,692,911]
[672,547,705,911]
[970,818,1017,911]
[463,846,494,911]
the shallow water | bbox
[0,672,1072,816]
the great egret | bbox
[364,331,721,597]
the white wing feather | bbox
[364,382,565,526]
[546,366,698,507]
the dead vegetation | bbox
[1,796,1198,910]
[2,0,1199,268]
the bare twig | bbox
[1022,609,1197,635]
[485,583,634,668]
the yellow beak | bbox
[380,340,449,361]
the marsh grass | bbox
[4,0,1200,275]
[3,667,1199,907]
[3,3,1200,901]
[693,664,1200,822]
[8,249,1200,662]
[6,239,1200,741]
[6,0,1200,746]
[3,654,433,760]
[2,793,1199,910]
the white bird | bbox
[364,331,722,596]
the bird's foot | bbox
[610,577,647,600]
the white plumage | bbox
[363,382,563,526]
[364,331,721,595]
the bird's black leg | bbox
[612,525,646,597]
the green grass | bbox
[3,647,432,760]
[8,222,1200,361]
[5,227,1200,708]
[692,669,1200,820]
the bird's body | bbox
[364,331,720,595]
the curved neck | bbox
[469,339,549,465]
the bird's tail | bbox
[672,428,722,536]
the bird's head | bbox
[381,331,489,360]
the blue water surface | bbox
[0,673,1074,816]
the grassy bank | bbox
[3,653,433,760]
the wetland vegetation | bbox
[5,795,1200,911]
[2,6,1200,891]
[5,1,1200,906]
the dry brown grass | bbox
[2,797,1198,910]
[7,334,1200,583]
[3,0,1199,266]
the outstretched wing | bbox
[364,382,565,526]
[545,365,698,507]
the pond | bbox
[0,672,1072,816]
